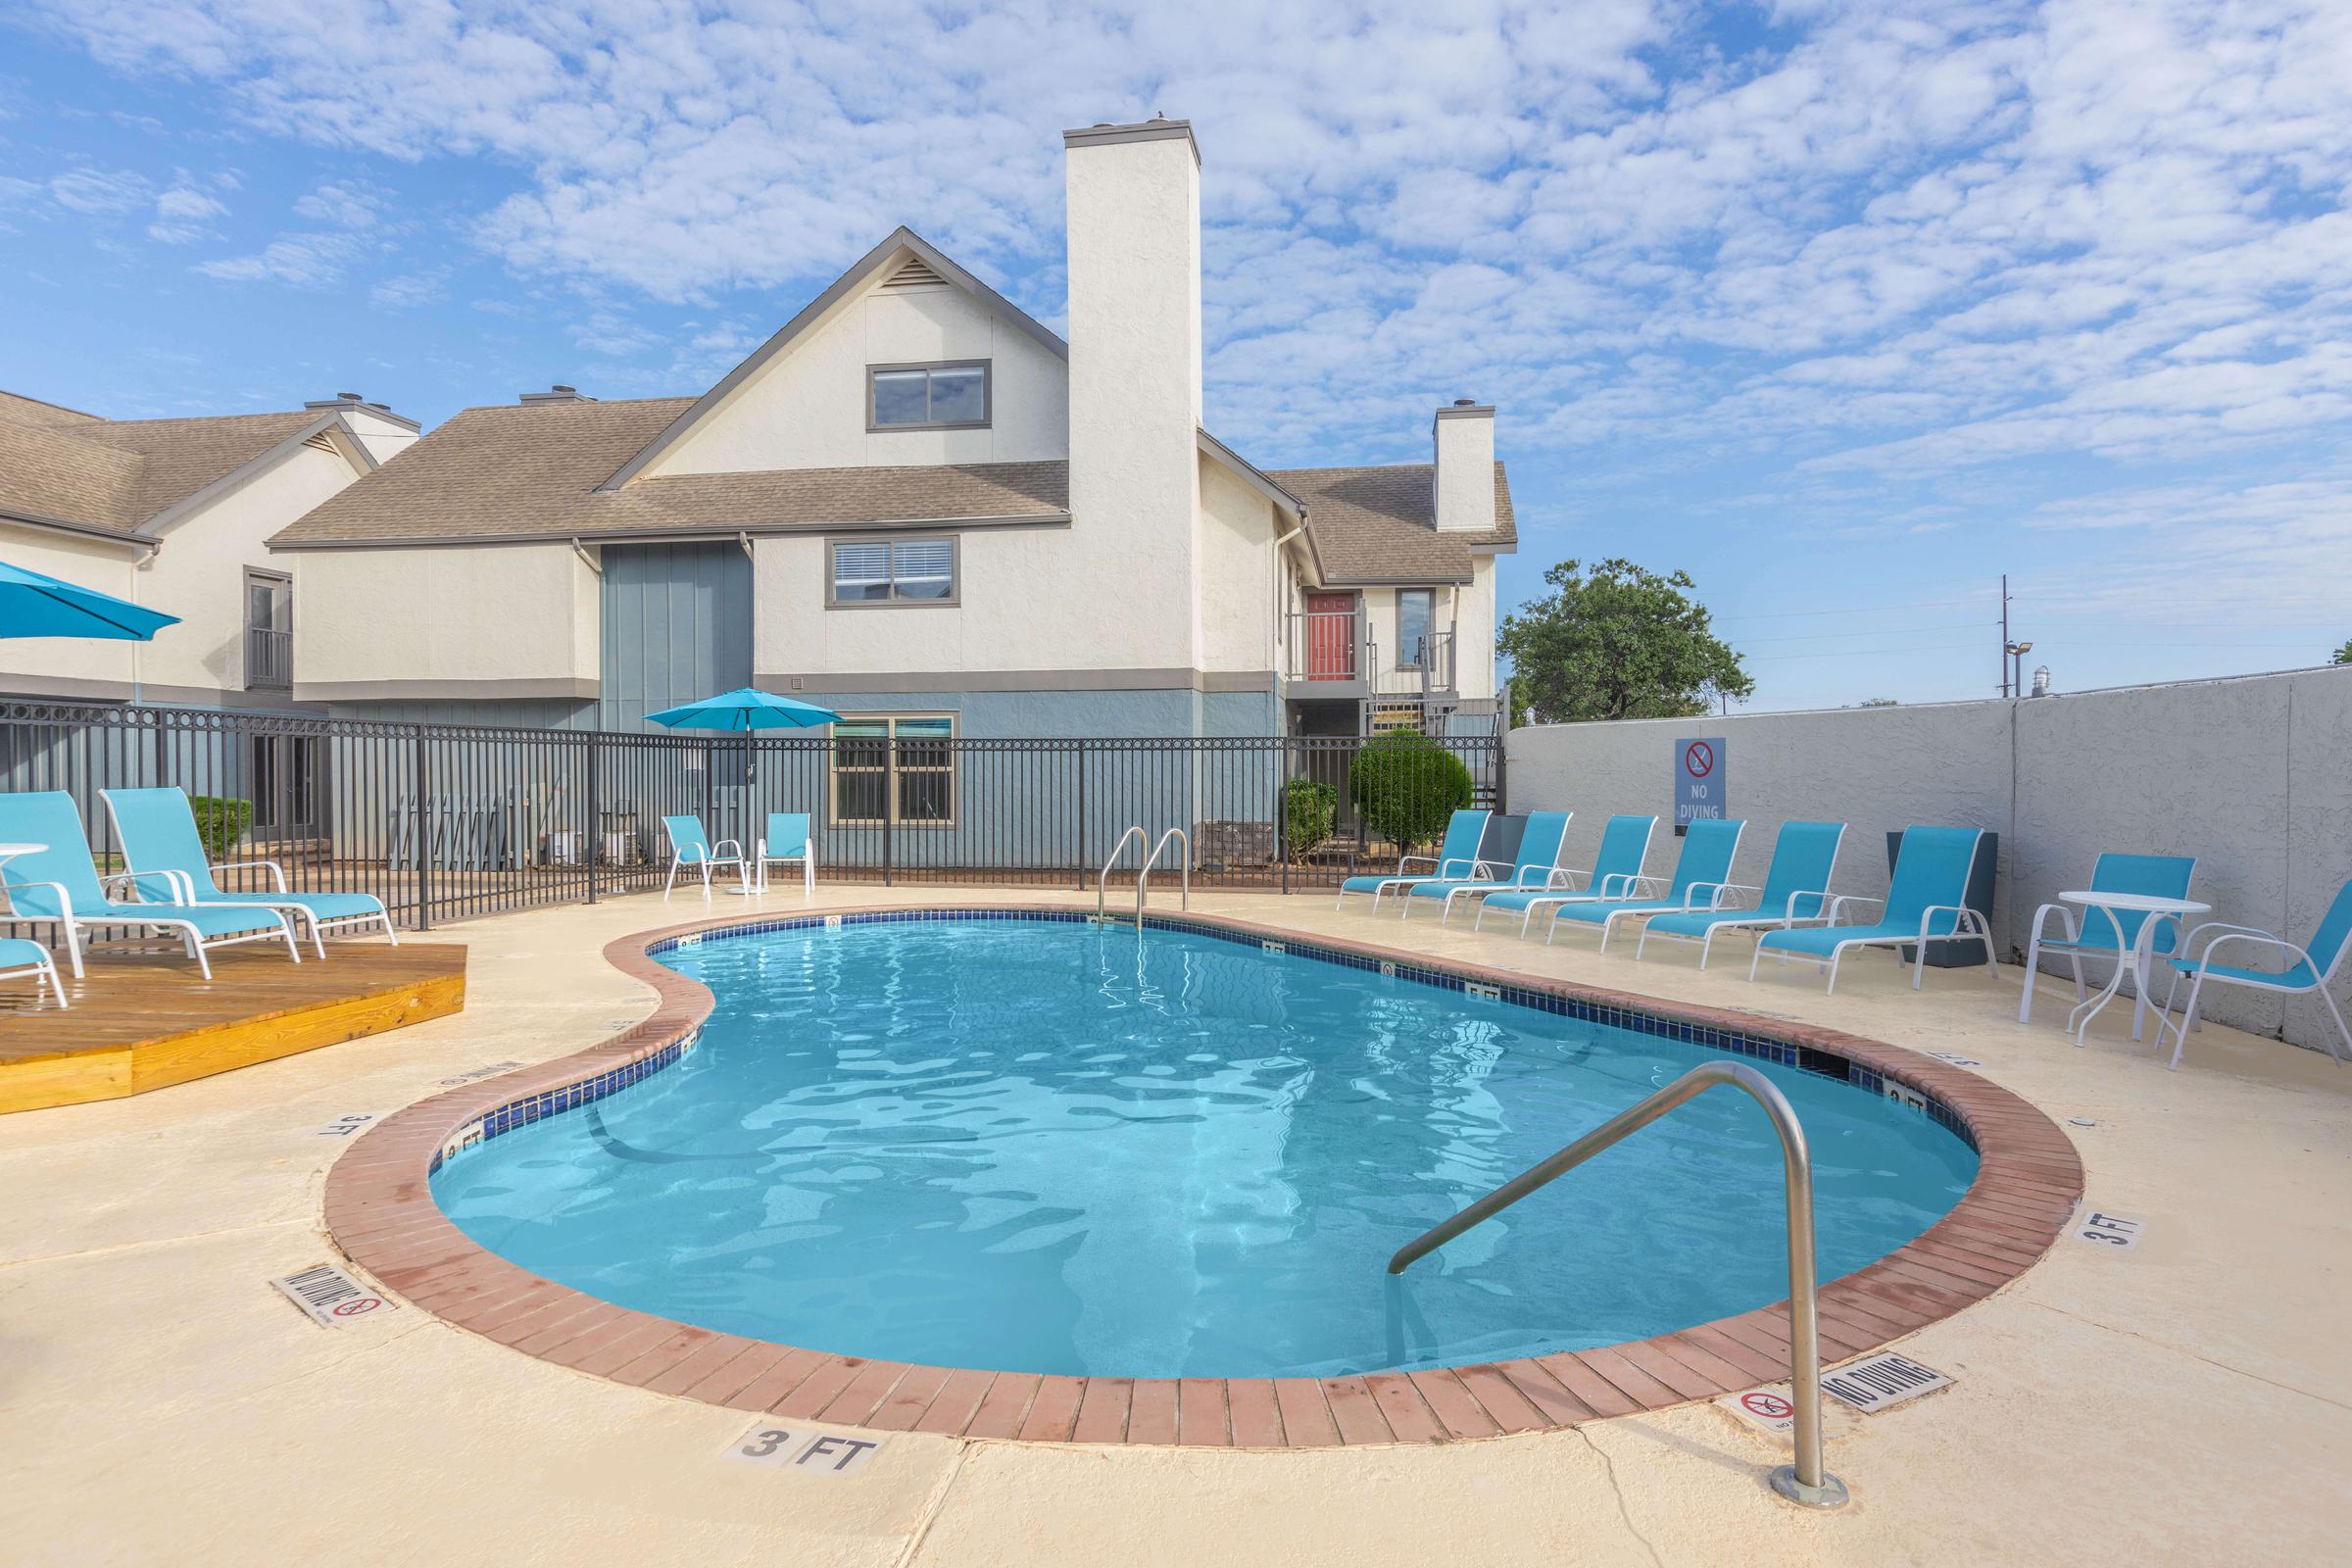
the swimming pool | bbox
[432,912,1978,1380]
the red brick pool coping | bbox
[323,903,2083,1448]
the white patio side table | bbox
[2055,890,2210,1046]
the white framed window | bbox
[830,715,957,827]
[829,537,957,608]
[1396,588,1435,669]
[866,360,990,430]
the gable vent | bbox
[881,253,948,290]
[301,431,340,455]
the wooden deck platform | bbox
[0,941,466,1113]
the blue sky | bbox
[5,0,2349,710]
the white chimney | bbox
[1433,400,1494,532]
[1062,117,1204,664]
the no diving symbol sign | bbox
[1675,736,1728,826]
[1720,1386,1795,1435]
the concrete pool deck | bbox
[3,884,2347,1565]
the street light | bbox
[2006,640,2034,699]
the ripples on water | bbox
[433,918,1977,1377]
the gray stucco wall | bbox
[1505,665,2352,1055]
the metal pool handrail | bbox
[1098,825,1147,917]
[1387,1059,1850,1510]
[1138,827,1190,918]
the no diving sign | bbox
[1675,736,1727,826]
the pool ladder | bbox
[1388,1060,1850,1510]
[1097,825,1190,921]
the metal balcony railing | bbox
[1286,610,1364,683]
[245,626,292,690]
[1380,628,1456,697]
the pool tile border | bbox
[324,902,2083,1449]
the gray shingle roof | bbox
[1269,461,1517,585]
[268,397,1073,547]
[0,396,333,537]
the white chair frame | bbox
[138,862,399,958]
[756,828,816,897]
[2155,922,2352,1070]
[1633,884,1838,968]
[0,938,67,1006]
[1475,870,1648,938]
[1553,877,1743,953]
[2,876,300,980]
[663,836,750,901]
[1747,893,1995,994]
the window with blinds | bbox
[829,537,957,606]
[830,714,956,826]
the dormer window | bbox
[867,361,990,430]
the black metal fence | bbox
[0,699,1502,929]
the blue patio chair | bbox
[1402,810,1573,924]
[662,814,749,901]
[102,787,397,958]
[755,811,816,897]
[2155,880,2352,1070]
[0,936,67,1007]
[0,791,300,979]
[2018,852,2195,1037]
[1475,814,1659,937]
[1335,808,1494,913]
[1544,817,1745,951]
[1637,820,1846,967]
[1751,825,1991,993]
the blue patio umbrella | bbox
[0,559,180,640]
[644,687,842,731]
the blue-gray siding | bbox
[599,541,754,731]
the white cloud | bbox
[147,177,227,242]
[22,0,2352,526]
[369,267,449,308]
[195,230,365,285]
[293,180,383,228]
[46,167,151,215]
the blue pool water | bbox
[433,916,1977,1378]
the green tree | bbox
[1497,559,1753,724]
[2333,639,2351,665]
[1348,729,1472,852]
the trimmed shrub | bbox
[1348,729,1472,853]
[188,796,253,860]
[1281,776,1337,858]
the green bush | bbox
[1348,729,1472,853]
[188,796,253,860]
[1281,776,1337,858]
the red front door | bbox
[1305,593,1355,679]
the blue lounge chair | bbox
[755,811,815,896]
[1545,817,1745,951]
[662,814,749,900]
[0,936,66,1006]
[1751,825,1991,992]
[2155,879,2352,1069]
[0,791,300,979]
[102,787,397,958]
[1335,808,1493,913]
[2018,852,2195,1038]
[1475,814,1658,937]
[1637,820,1846,967]
[1402,810,1573,923]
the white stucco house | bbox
[267,119,1515,742]
[0,389,416,707]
